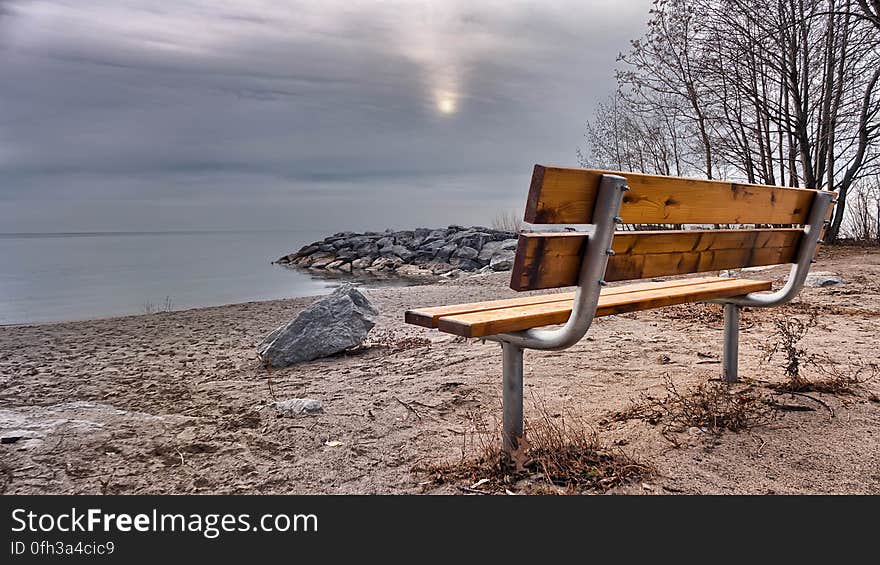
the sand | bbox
[1,245,878,495]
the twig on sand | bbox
[777,391,835,419]
[455,485,490,495]
[393,397,422,420]
[773,403,815,412]
[260,359,279,403]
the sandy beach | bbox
[1,245,878,495]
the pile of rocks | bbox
[276,226,519,276]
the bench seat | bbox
[405,276,771,338]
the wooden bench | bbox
[405,166,835,455]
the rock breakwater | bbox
[276,226,518,277]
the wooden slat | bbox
[524,165,818,225]
[437,278,772,338]
[510,228,802,290]
[609,228,801,281]
[405,292,575,328]
[404,277,724,328]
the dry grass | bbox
[490,211,522,233]
[142,296,174,315]
[417,403,652,494]
[605,377,777,445]
[661,302,756,329]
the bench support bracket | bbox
[493,173,628,457]
[723,303,739,382]
[712,189,834,383]
[501,341,524,456]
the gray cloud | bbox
[0,0,652,232]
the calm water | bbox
[0,230,397,325]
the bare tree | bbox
[844,174,880,240]
[583,0,880,241]
[617,0,718,179]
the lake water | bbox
[0,230,405,325]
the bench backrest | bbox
[510,165,829,291]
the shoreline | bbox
[1,225,518,328]
[0,266,446,328]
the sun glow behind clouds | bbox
[435,91,457,114]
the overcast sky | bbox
[0,0,652,233]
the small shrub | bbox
[763,314,875,395]
[770,356,877,395]
[763,314,816,388]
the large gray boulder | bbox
[258,285,378,368]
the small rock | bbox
[396,264,430,277]
[351,257,374,270]
[390,245,415,261]
[435,243,458,262]
[325,260,346,270]
[429,262,456,275]
[274,398,324,417]
[422,230,447,245]
[453,258,481,270]
[478,241,504,262]
[489,250,516,271]
[454,246,479,260]
[346,236,369,249]
[335,249,359,261]
[310,255,336,269]
[805,271,844,287]
[366,257,393,271]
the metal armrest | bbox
[712,190,834,308]
[489,174,628,351]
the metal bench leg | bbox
[501,341,524,456]
[723,303,739,383]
